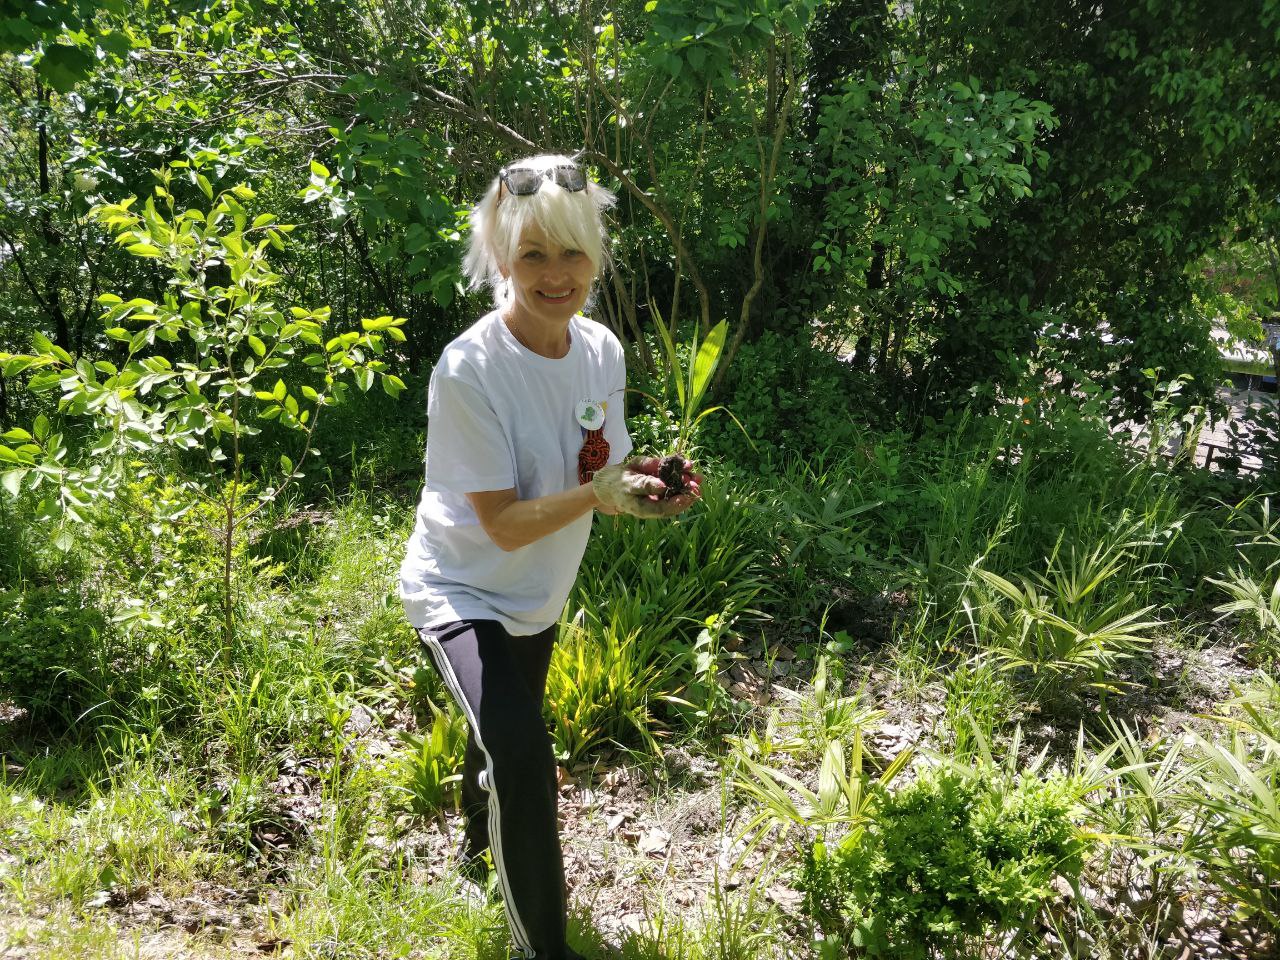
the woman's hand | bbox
[592,457,702,519]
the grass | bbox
[3,398,1280,958]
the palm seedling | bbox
[638,308,751,496]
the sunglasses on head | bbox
[499,164,587,196]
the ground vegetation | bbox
[4,1,1280,958]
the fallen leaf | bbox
[637,827,670,856]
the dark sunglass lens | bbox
[502,169,543,195]
[554,166,587,191]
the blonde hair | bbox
[463,154,616,304]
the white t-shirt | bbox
[398,310,633,635]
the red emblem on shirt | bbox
[577,428,610,484]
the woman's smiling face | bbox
[503,221,596,328]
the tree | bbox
[0,165,405,647]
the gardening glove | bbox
[592,457,701,519]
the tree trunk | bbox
[35,80,70,352]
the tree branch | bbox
[720,37,798,387]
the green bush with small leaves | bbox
[0,584,107,722]
[800,767,1087,959]
[699,331,877,471]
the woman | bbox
[399,154,699,960]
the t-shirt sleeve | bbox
[425,367,516,494]
[604,340,633,466]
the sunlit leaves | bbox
[0,168,408,548]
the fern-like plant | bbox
[964,537,1159,702]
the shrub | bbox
[799,767,1088,958]
[754,453,886,619]
[0,584,108,722]
[1208,566,1280,667]
[85,474,242,634]
[699,331,877,472]
[546,619,670,763]
[572,474,772,683]
[1209,495,1280,666]
[0,172,406,651]
[394,699,467,814]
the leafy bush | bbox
[771,656,883,763]
[0,583,108,722]
[85,474,244,633]
[394,699,467,814]
[700,331,876,471]
[1209,495,1280,666]
[0,174,406,650]
[1209,567,1280,667]
[754,454,886,618]
[799,767,1088,958]
[572,476,772,683]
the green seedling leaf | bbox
[649,300,685,412]
[689,319,727,414]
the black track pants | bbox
[419,619,564,960]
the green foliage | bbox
[731,727,911,865]
[0,172,405,523]
[3,2,1280,945]
[573,476,772,675]
[394,699,466,814]
[767,655,883,763]
[556,480,773,755]
[0,170,405,646]
[810,67,1055,300]
[964,534,1161,702]
[935,0,1280,416]
[547,619,668,763]
[0,0,133,87]
[700,331,874,471]
[799,766,1088,958]
[754,455,883,618]
[0,583,106,721]
[85,474,244,632]
[1209,494,1280,666]
[1209,567,1280,668]
[635,315,751,457]
[1188,679,1280,929]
